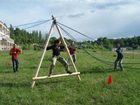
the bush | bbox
[22,44,31,50]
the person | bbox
[46,39,72,76]
[9,44,21,72]
[68,42,76,65]
[114,43,124,71]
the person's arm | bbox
[116,48,119,53]
[60,46,65,49]
[46,45,53,50]
[73,47,76,51]
[60,46,65,51]
[120,48,123,54]
[9,49,12,55]
[17,48,21,54]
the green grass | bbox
[0,50,140,105]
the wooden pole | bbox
[33,72,80,80]
[31,23,54,88]
[54,19,81,80]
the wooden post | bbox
[32,16,81,88]
[31,23,54,88]
[33,72,80,80]
[54,19,81,80]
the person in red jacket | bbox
[9,44,21,72]
[68,42,76,65]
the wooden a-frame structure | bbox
[31,16,81,88]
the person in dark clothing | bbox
[47,39,72,76]
[114,44,124,71]
[9,44,21,72]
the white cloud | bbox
[0,0,140,40]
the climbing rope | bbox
[57,22,95,40]
[13,19,51,28]
[24,20,51,29]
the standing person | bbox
[68,42,76,65]
[114,43,124,71]
[47,39,72,76]
[9,44,21,72]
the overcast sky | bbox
[0,0,140,40]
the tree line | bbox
[94,36,140,50]
[9,25,140,50]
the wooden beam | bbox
[31,23,54,88]
[33,72,80,80]
[55,22,81,81]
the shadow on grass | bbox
[0,82,31,88]
[80,65,140,75]
[20,66,51,69]
[124,66,140,70]
[80,66,115,74]
[20,66,37,69]
[0,80,67,88]
[34,80,70,88]
[0,71,12,73]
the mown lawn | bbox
[0,49,140,105]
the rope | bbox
[59,25,113,65]
[88,52,140,65]
[58,24,140,66]
[58,24,77,42]
[57,22,95,40]
[13,19,51,27]
[24,20,51,30]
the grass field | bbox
[0,49,140,105]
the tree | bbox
[8,24,140,50]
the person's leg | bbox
[12,59,16,72]
[114,58,119,70]
[73,54,76,64]
[15,59,19,71]
[119,59,123,70]
[58,56,72,73]
[48,56,57,76]
[67,56,71,65]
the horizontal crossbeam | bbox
[33,72,80,80]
